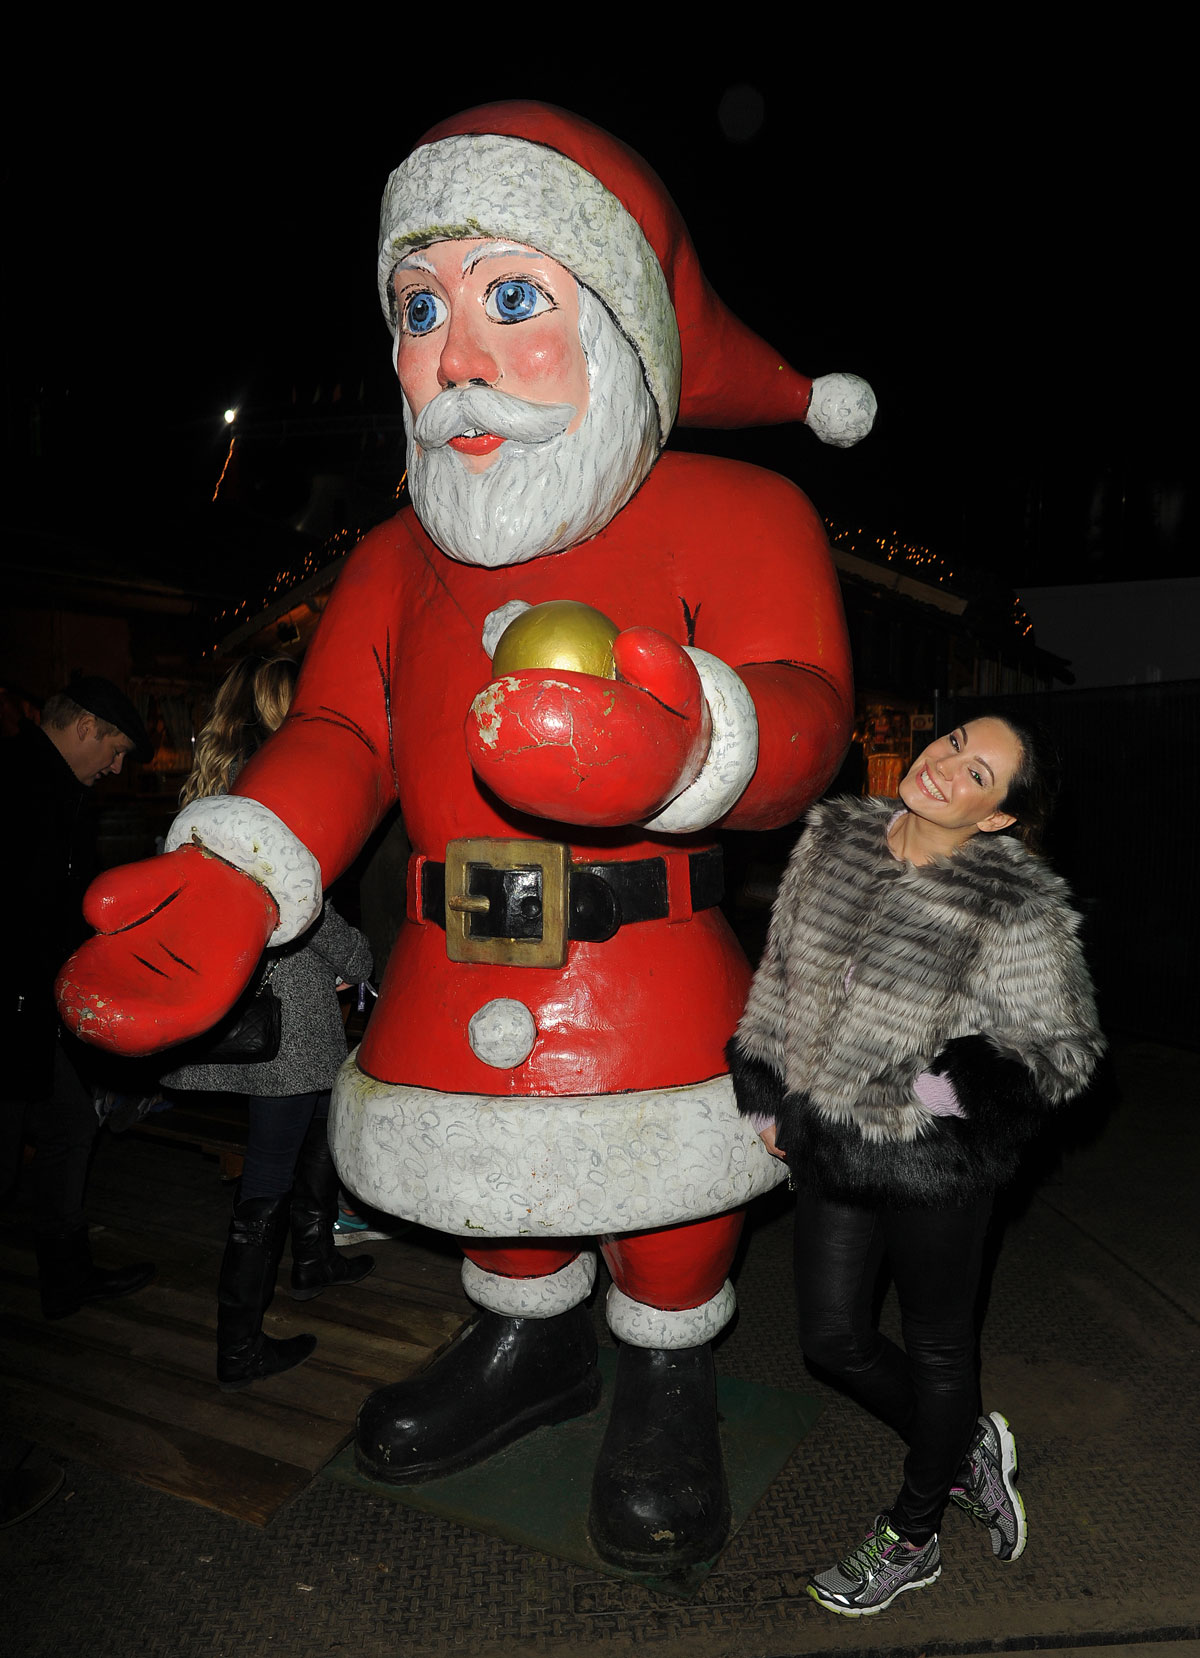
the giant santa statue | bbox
[58,103,872,1572]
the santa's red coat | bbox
[235,451,852,1100]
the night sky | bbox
[11,42,1189,597]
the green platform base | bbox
[324,1348,820,1596]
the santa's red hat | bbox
[378,101,875,449]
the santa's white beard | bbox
[404,288,660,568]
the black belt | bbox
[420,838,723,969]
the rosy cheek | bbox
[519,328,589,428]
[511,314,583,377]
[396,343,436,414]
[510,332,570,382]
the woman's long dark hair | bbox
[991,712,1059,855]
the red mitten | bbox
[465,627,711,827]
[56,846,278,1056]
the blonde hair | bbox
[181,656,298,805]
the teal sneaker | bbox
[333,1203,370,1237]
[333,1198,402,1247]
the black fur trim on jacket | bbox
[929,1035,1045,1143]
[730,1031,1047,1206]
[725,1036,784,1122]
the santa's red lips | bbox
[447,433,505,456]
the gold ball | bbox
[491,601,620,679]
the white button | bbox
[467,998,537,1069]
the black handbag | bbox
[196,960,281,1064]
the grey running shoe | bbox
[807,1513,941,1617]
[951,1410,1027,1561]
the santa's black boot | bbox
[355,1304,601,1482]
[588,1341,731,1572]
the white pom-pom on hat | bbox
[806,373,879,449]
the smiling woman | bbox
[728,710,1104,1617]
[891,718,1023,859]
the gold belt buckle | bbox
[443,837,570,968]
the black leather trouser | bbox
[793,1189,993,1543]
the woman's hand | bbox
[913,1068,966,1118]
[758,1121,789,1160]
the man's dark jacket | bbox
[1,721,99,1100]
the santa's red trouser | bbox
[460,1208,744,1347]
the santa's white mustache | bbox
[414,386,577,451]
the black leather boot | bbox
[356,1303,601,1483]
[289,1119,375,1301]
[34,1226,155,1320]
[588,1342,731,1572]
[217,1194,316,1391]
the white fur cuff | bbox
[642,650,758,833]
[482,600,532,659]
[806,372,877,448]
[165,794,323,945]
[462,1251,597,1318]
[605,1280,736,1348]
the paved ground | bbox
[3,1037,1198,1658]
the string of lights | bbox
[824,521,956,585]
[204,489,1035,658]
[204,476,410,656]
[825,520,1035,639]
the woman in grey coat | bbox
[729,713,1103,1618]
[163,657,375,1390]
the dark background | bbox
[8,36,1189,599]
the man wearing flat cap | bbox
[1,677,156,1318]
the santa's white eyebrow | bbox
[463,241,533,274]
[394,251,438,278]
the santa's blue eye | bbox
[402,290,447,335]
[485,279,552,323]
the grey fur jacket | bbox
[162,899,373,1098]
[728,795,1104,1206]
